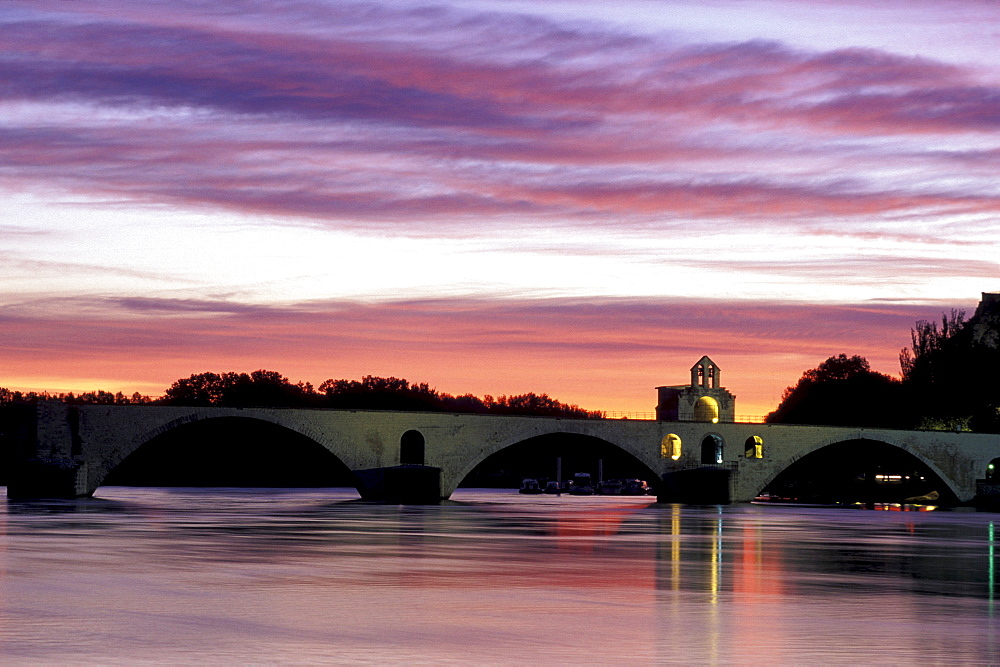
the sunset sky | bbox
[2,0,998,417]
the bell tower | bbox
[690,355,721,389]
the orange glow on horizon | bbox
[0,296,953,419]
[0,347,867,418]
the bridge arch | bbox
[99,413,358,490]
[452,428,660,492]
[753,435,961,504]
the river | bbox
[1,487,998,664]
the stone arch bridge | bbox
[11,401,1000,503]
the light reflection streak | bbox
[707,508,723,664]
[989,521,995,612]
[709,511,721,605]
[671,504,681,592]
[6,490,1000,662]
[989,521,997,661]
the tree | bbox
[766,354,908,428]
[0,388,23,404]
[159,370,604,417]
[162,370,313,407]
[484,392,603,419]
[163,372,226,406]
[319,375,444,411]
[899,310,966,385]
[314,375,603,417]
[899,305,1000,432]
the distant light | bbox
[711,417,719,424]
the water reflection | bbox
[1,488,998,663]
[991,521,996,609]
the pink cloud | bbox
[0,0,996,419]
[0,295,972,417]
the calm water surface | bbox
[1,487,999,664]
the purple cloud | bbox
[2,1,999,234]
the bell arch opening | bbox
[400,430,425,465]
[459,432,658,493]
[693,396,719,423]
[101,417,357,490]
[700,434,724,464]
[758,438,956,505]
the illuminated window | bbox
[745,435,763,459]
[988,458,1000,479]
[661,433,682,460]
[693,396,719,423]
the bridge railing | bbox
[670,460,741,472]
[602,411,657,420]
[734,414,768,424]
[600,412,768,423]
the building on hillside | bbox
[656,356,736,422]
[971,291,1000,348]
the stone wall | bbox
[12,403,1000,502]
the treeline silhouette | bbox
[0,387,153,405]
[767,296,1000,432]
[0,372,603,419]
[765,354,907,428]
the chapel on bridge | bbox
[655,356,736,422]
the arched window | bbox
[661,433,682,460]
[400,430,425,466]
[745,436,763,459]
[693,396,719,423]
[701,434,723,465]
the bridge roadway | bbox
[14,401,1000,503]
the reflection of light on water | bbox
[0,488,6,584]
[990,522,995,612]
[7,488,1000,663]
[867,503,937,512]
[990,521,997,661]
[707,508,723,664]
[710,510,722,605]
[671,504,681,592]
[552,501,643,555]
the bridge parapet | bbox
[6,403,999,504]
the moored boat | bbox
[569,472,594,495]
[621,479,651,495]
[519,478,543,494]
[597,479,623,495]
[902,490,939,504]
